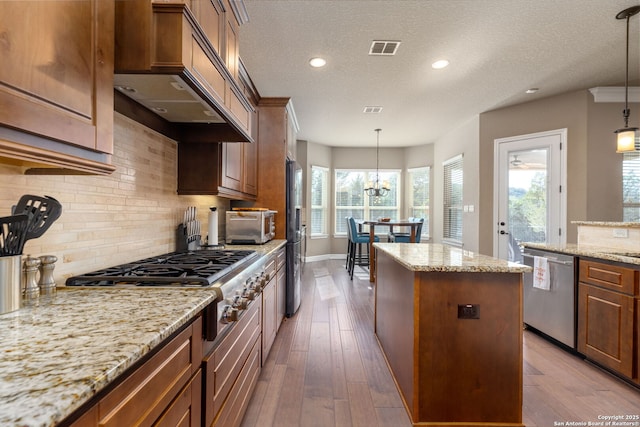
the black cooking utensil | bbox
[0,214,30,256]
[13,194,62,241]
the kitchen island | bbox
[373,243,530,427]
[0,240,285,427]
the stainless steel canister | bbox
[0,255,22,314]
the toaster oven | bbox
[226,210,276,244]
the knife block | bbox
[176,224,201,252]
[176,224,188,252]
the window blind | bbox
[623,152,640,222]
[443,155,463,242]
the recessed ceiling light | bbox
[431,59,449,69]
[526,88,539,94]
[309,57,327,68]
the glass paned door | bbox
[494,130,566,261]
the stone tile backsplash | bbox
[0,113,229,284]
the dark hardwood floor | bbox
[241,259,640,427]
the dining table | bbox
[361,219,421,282]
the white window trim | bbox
[407,165,430,239]
[334,168,401,236]
[310,165,329,238]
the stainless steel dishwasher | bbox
[522,248,576,349]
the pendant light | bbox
[615,6,640,153]
[364,128,391,198]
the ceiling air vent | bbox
[369,40,401,56]
[363,106,383,114]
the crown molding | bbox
[589,86,640,103]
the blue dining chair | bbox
[347,217,379,279]
[389,218,424,243]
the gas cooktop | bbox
[65,249,258,287]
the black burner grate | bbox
[65,249,257,287]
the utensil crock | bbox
[0,255,22,314]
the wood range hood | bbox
[114,0,254,144]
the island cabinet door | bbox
[415,271,523,425]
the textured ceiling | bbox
[238,0,640,147]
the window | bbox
[623,152,640,221]
[311,165,329,236]
[443,154,463,243]
[335,169,400,234]
[408,166,430,239]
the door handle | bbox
[499,230,509,235]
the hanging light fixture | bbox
[615,5,640,153]
[364,128,391,198]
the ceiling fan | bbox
[510,155,526,168]
[510,154,547,170]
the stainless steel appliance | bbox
[286,159,303,316]
[225,209,276,244]
[522,248,576,348]
[65,249,267,341]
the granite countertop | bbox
[571,221,640,228]
[373,243,531,273]
[521,242,640,265]
[0,288,216,427]
[0,240,286,427]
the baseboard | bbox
[305,253,348,263]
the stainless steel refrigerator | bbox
[285,158,302,317]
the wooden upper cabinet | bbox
[191,0,224,56]
[113,0,253,143]
[256,98,298,238]
[0,0,115,174]
[221,142,243,192]
[223,0,240,82]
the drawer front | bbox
[99,317,203,427]
[276,248,286,271]
[579,260,638,295]
[203,299,261,426]
[153,368,202,427]
[265,255,277,282]
[213,335,261,427]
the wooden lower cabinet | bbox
[276,247,286,330]
[203,298,261,427]
[261,255,278,364]
[578,283,635,378]
[68,317,203,427]
[212,339,261,427]
[577,259,639,381]
[154,369,202,427]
